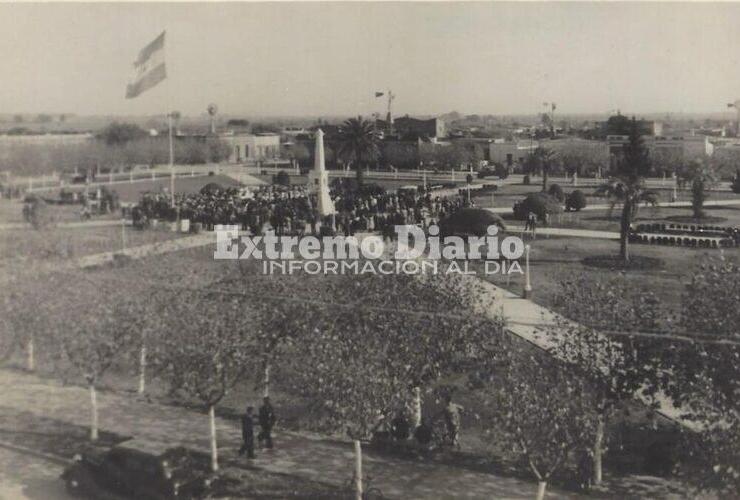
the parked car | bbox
[477,167,496,179]
[62,441,222,499]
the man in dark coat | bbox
[239,406,256,459]
[258,397,277,449]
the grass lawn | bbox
[0,200,125,225]
[473,182,740,212]
[473,233,740,313]
[69,174,243,204]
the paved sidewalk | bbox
[506,226,620,239]
[0,369,574,499]
[463,272,688,427]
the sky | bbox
[2,2,740,118]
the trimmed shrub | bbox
[547,183,565,203]
[523,174,531,185]
[512,192,563,221]
[565,190,587,212]
[438,208,507,237]
[23,196,57,229]
[495,164,509,179]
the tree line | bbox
[0,122,231,178]
[1,252,737,498]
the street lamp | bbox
[523,244,532,299]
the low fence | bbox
[4,167,219,196]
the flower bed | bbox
[629,222,740,248]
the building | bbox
[223,132,281,163]
[281,126,309,137]
[489,139,540,166]
[606,134,713,164]
[381,116,446,139]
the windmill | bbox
[207,103,218,135]
[727,100,740,135]
[375,90,395,134]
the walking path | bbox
[506,225,620,239]
[461,269,688,427]
[0,369,575,499]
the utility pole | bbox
[386,90,395,136]
[727,100,740,135]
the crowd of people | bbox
[134,182,466,236]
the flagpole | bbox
[168,112,174,208]
[164,30,175,209]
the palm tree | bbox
[525,147,557,191]
[597,117,658,262]
[337,117,380,172]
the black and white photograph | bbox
[0,1,738,499]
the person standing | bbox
[529,211,538,239]
[443,395,464,450]
[239,406,256,459]
[258,397,277,449]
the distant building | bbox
[282,126,309,136]
[489,139,540,166]
[223,132,281,163]
[606,134,713,163]
[393,116,446,139]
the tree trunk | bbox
[354,439,363,500]
[535,481,548,500]
[593,415,605,485]
[411,386,422,430]
[263,362,271,398]
[138,345,147,395]
[89,383,99,441]
[620,200,631,262]
[27,338,35,372]
[542,167,548,192]
[209,405,219,472]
